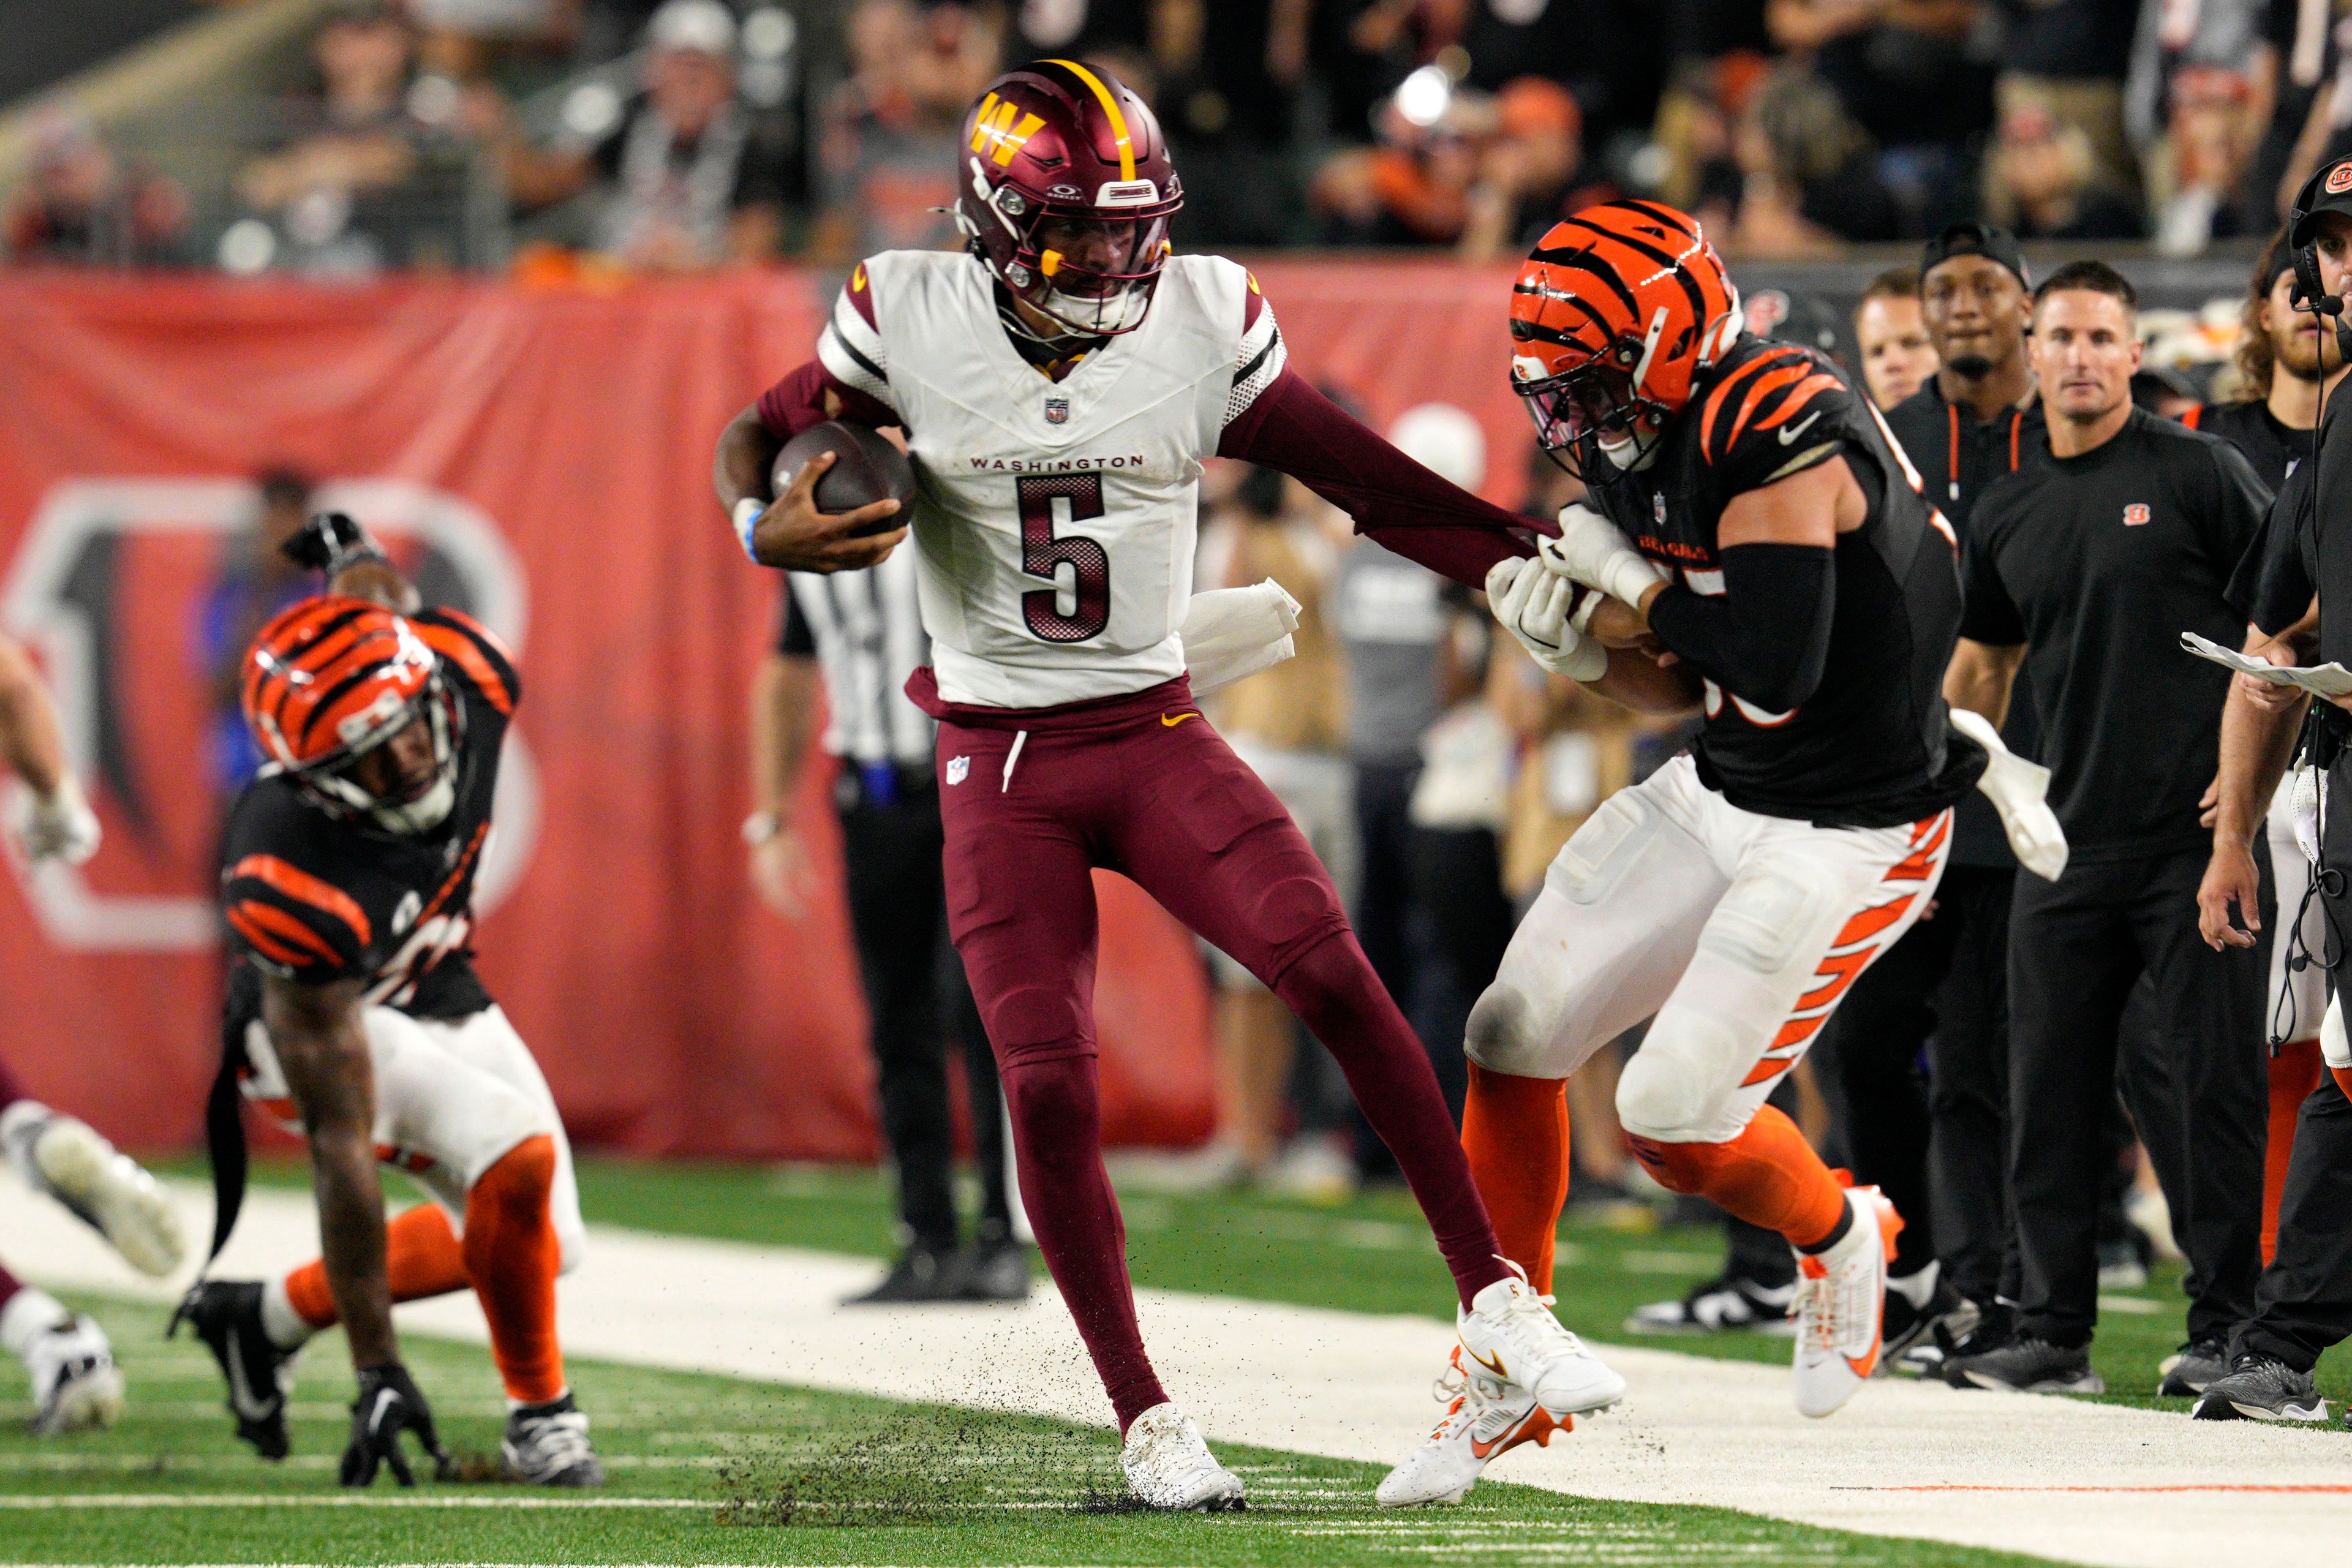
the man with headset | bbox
[2194,159,2352,1423]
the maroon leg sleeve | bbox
[935,720,1169,1433]
[0,1256,18,1314]
[997,1053,1167,1428]
[1106,717,1509,1309]
[0,1054,24,1114]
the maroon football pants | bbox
[918,670,1508,1430]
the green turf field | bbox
[0,1296,2057,1568]
[211,1152,2352,1411]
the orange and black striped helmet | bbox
[1509,201,1743,477]
[241,595,463,833]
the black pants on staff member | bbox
[837,761,1022,1303]
[2007,846,2266,1351]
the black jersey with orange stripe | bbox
[217,607,518,1019]
[1587,333,1985,827]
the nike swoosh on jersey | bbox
[1161,712,1200,727]
[1777,410,1823,445]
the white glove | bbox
[17,774,99,866]
[1949,707,2067,881]
[1487,557,1606,681]
[1537,503,1667,609]
[2324,992,2349,1074]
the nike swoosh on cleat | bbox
[1161,712,1200,727]
[1777,411,1822,445]
[1465,1348,1508,1380]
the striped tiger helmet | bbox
[1510,201,1743,477]
[242,596,463,835]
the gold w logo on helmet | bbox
[969,93,1045,167]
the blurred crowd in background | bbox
[10,0,2352,274]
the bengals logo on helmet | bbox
[1509,201,1743,477]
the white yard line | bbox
[9,1177,2346,1567]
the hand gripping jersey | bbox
[812,250,1287,709]
[1588,335,1984,827]
[217,607,518,1019]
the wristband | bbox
[733,498,766,563]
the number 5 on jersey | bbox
[1016,473,1112,642]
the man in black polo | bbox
[1819,224,2043,1365]
[1943,260,2271,1395]
[2192,164,2352,1423]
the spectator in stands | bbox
[1853,265,1940,409]
[1723,67,1901,255]
[200,470,318,801]
[236,0,441,273]
[409,0,581,86]
[2128,0,2275,253]
[1458,78,1617,260]
[494,0,793,267]
[4,113,187,267]
[1994,0,2143,204]
[1985,104,2145,239]
[809,0,996,260]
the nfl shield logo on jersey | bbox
[947,755,971,786]
[1045,396,1069,425]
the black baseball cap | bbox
[2290,157,2352,248]
[1920,222,2029,291]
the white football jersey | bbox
[817,249,1287,708]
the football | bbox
[773,420,917,532]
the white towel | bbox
[1180,579,1302,697]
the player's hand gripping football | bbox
[1486,557,1605,680]
[340,1363,454,1488]
[745,451,908,573]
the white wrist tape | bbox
[733,497,766,563]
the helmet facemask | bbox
[960,157,1177,344]
[290,675,465,837]
[1516,342,1672,480]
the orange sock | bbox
[464,1134,565,1405]
[2265,1039,2324,1266]
[1461,1063,1570,1293]
[282,1204,472,1329]
[1629,1105,1847,1248]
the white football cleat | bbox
[1378,1347,1572,1507]
[1457,1262,1626,1419]
[24,1314,124,1436]
[2,1103,185,1278]
[503,1393,606,1487]
[1119,1402,1245,1511]
[1790,1185,1901,1419]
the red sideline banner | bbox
[0,258,1525,1160]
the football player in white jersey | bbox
[715,60,1645,1511]
[0,631,183,1434]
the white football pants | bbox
[2267,775,2328,1047]
[242,1003,584,1273]
[1466,754,1953,1145]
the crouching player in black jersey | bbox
[1381,201,2000,1507]
[177,514,600,1489]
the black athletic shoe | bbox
[2157,1337,2230,1398]
[1624,1274,1796,1336]
[1881,1270,1963,1373]
[959,1239,1031,1302]
[2191,1354,2328,1422]
[841,1245,963,1305]
[1933,1302,2013,1387]
[1947,1335,2105,1395]
[174,1280,296,1459]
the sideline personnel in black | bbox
[1820,224,2043,1363]
[1942,260,2271,1395]
[751,552,1026,1303]
[2193,166,2352,1423]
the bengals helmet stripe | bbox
[1510,201,1742,477]
[225,853,373,948]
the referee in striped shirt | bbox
[748,551,1025,1302]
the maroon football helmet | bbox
[954,59,1183,341]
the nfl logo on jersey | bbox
[1045,396,1069,425]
